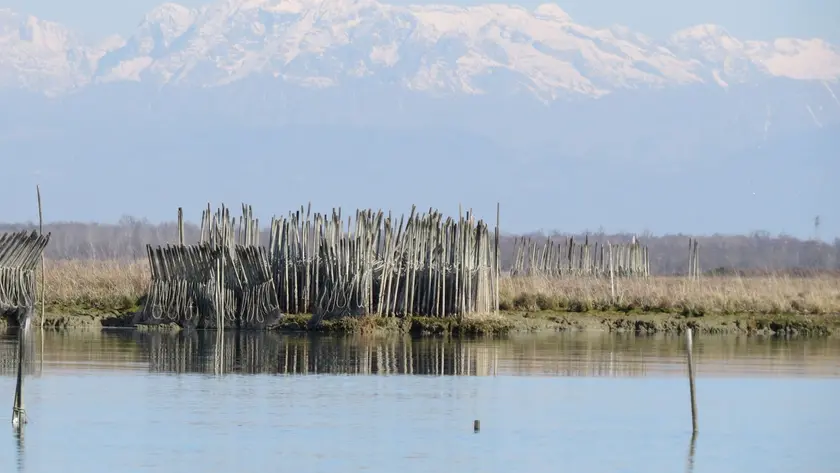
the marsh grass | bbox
[500,275,840,315]
[39,259,840,316]
[42,259,148,313]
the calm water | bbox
[1,330,838,473]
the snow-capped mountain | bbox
[0,9,121,94]
[1,1,838,238]
[2,0,839,99]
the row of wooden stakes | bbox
[143,203,501,325]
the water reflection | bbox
[686,433,697,473]
[2,330,837,378]
[1,331,838,473]
[13,422,24,473]
[0,330,40,378]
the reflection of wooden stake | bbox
[685,431,697,473]
[12,309,30,429]
[686,328,698,433]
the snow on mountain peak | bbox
[140,2,198,43]
[670,24,732,41]
[762,38,840,80]
[2,1,839,98]
[533,4,571,22]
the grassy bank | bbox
[15,259,840,336]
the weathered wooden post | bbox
[494,203,500,315]
[37,185,44,330]
[12,308,31,428]
[686,327,698,433]
[177,207,185,245]
[608,242,616,303]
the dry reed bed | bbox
[501,275,840,315]
[42,259,148,310]
[39,259,840,315]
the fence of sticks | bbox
[0,231,51,318]
[510,235,649,278]
[140,204,280,329]
[139,203,501,329]
[269,204,500,322]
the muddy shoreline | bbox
[2,309,838,337]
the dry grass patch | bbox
[500,275,840,315]
[42,259,148,311]
[35,259,840,316]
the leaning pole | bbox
[0,230,51,429]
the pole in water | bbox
[686,327,698,433]
[12,308,31,429]
[473,420,480,433]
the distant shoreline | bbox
[1,259,837,336]
[0,310,836,337]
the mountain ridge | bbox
[1,2,838,237]
[2,1,839,98]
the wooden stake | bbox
[12,308,30,429]
[494,202,500,315]
[37,185,45,329]
[178,207,184,245]
[686,327,698,433]
[608,242,615,303]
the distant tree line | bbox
[1,218,838,275]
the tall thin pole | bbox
[494,202,500,315]
[37,185,45,380]
[12,309,29,428]
[37,185,44,329]
[178,207,185,245]
[608,242,615,303]
[686,327,698,433]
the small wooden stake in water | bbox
[473,420,480,433]
[686,327,698,433]
[12,309,29,429]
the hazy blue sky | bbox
[4,0,839,43]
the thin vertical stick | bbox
[687,238,694,280]
[608,242,615,303]
[12,309,29,428]
[37,185,44,329]
[37,185,45,383]
[686,327,698,433]
[178,207,185,245]
[494,202,500,315]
